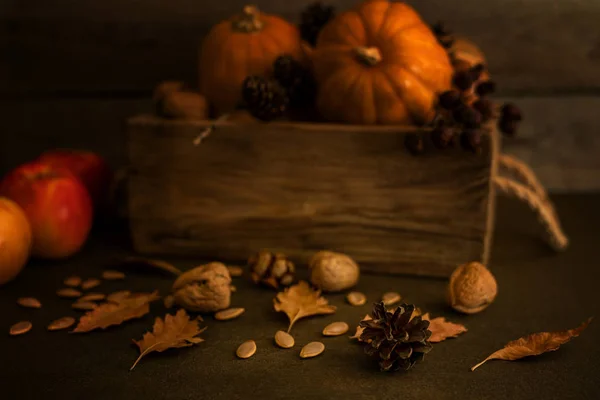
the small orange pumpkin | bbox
[199,5,303,116]
[312,0,453,125]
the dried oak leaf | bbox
[71,291,160,333]
[273,280,336,332]
[130,308,206,370]
[422,313,468,343]
[471,317,592,371]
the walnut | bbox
[309,251,359,293]
[447,261,497,314]
[168,262,232,313]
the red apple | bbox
[0,197,32,285]
[0,161,93,259]
[37,149,113,211]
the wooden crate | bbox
[127,115,499,278]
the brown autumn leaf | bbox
[273,280,336,333]
[130,309,206,370]
[422,313,468,343]
[471,317,592,371]
[71,291,160,333]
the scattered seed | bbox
[72,301,98,311]
[64,276,82,287]
[57,288,82,298]
[280,274,294,286]
[163,295,174,309]
[322,321,349,336]
[107,290,131,303]
[227,266,243,277]
[9,321,32,336]
[17,297,42,309]
[47,317,76,331]
[102,270,126,280]
[215,308,245,321]
[236,340,257,359]
[382,292,402,306]
[81,278,101,290]
[300,341,325,358]
[274,330,295,349]
[79,293,105,302]
[346,291,367,306]
[230,285,237,292]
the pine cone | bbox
[273,55,317,107]
[241,76,289,121]
[248,250,295,289]
[359,302,432,372]
[299,2,336,46]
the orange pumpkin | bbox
[312,0,453,125]
[199,5,303,116]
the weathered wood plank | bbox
[127,116,496,277]
[1,0,599,95]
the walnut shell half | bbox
[170,262,232,313]
[448,261,497,314]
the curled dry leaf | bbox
[130,309,206,370]
[273,281,336,333]
[72,291,160,333]
[118,256,183,276]
[471,318,593,371]
[422,313,468,343]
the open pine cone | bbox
[359,302,432,372]
[248,250,295,289]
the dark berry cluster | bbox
[299,2,336,46]
[405,64,523,155]
[241,55,317,121]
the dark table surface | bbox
[1,194,599,400]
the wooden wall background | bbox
[2,0,600,191]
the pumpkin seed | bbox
[17,297,42,309]
[47,317,76,331]
[274,330,294,349]
[10,321,32,336]
[214,307,245,321]
[64,276,82,287]
[81,278,101,290]
[300,341,325,358]
[57,288,82,298]
[236,340,257,359]
[72,301,98,311]
[230,285,237,292]
[107,290,131,303]
[102,270,126,280]
[382,292,401,306]
[227,266,243,277]
[79,293,106,302]
[322,321,349,336]
[346,291,366,306]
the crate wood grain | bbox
[127,115,499,277]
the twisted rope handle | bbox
[494,176,568,251]
[498,154,548,203]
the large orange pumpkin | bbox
[312,0,453,125]
[199,5,303,116]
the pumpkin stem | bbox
[232,5,264,33]
[354,46,382,66]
